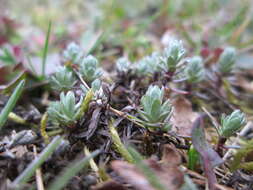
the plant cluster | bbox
[159,39,185,73]
[0,36,249,190]
[218,47,236,74]
[62,42,83,65]
[48,44,105,126]
[138,85,172,129]
[47,91,82,126]
[47,39,243,133]
[219,109,246,138]
[79,55,103,83]
[50,66,76,91]
[1,1,252,190]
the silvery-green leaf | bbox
[185,56,205,83]
[219,110,246,138]
[63,42,83,64]
[218,47,236,74]
[80,55,102,82]
[150,99,162,122]
[50,66,76,91]
[116,57,131,73]
[159,39,185,72]
[138,110,152,122]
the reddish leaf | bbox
[200,47,211,58]
[191,116,223,190]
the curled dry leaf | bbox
[110,144,184,190]
[86,107,102,140]
[171,96,199,138]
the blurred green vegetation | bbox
[2,0,253,59]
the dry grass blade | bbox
[109,120,134,163]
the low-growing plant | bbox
[185,56,205,83]
[138,85,172,129]
[50,66,77,91]
[216,109,246,155]
[47,91,82,126]
[63,42,83,65]
[116,57,131,73]
[135,52,160,76]
[159,39,185,73]
[91,79,102,92]
[79,55,102,83]
[219,109,246,138]
[218,47,236,74]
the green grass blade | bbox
[87,30,107,55]
[41,21,52,77]
[188,145,200,171]
[0,80,25,130]
[0,48,18,65]
[12,136,62,187]
[48,149,100,190]
[127,147,167,190]
[26,53,38,76]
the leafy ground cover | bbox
[1,0,253,189]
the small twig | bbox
[108,106,146,128]
[223,145,241,149]
[201,106,220,133]
[84,146,110,182]
[73,69,90,89]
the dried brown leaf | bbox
[111,145,185,190]
[171,97,199,138]
[162,144,181,166]
[112,160,156,190]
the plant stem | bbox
[216,136,227,156]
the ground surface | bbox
[1,1,253,190]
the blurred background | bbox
[1,0,253,82]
